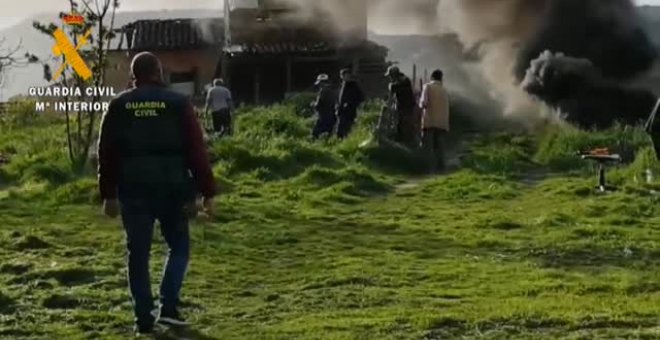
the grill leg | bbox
[598,163,606,192]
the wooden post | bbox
[286,57,292,93]
[221,54,230,88]
[412,64,417,91]
[254,65,261,105]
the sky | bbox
[640,0,660,4]
[0,0,658,30]
[0,0,223,30]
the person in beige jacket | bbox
[419,69,450,172]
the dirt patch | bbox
[303,276,376,290]
[42,293,81,309]
[625,282,660,295]
[265,293,280,302]
[0,291,16,314]
[0,262,32,275]
[9,267,101,287]
[527,246,659,269]
[487,220,525,231]
[0,329,40,338]
[13,235,52,251]
[46,267,100,286]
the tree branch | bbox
[79,0,95,15]
[0,39,33,70]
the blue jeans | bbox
[120,193,190,327]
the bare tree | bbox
[0,37,37,99]
[33,0,120,173]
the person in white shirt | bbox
[419,69,450,172]
[205,78,234,137]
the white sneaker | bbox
[153,307,189,327]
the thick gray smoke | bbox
[515,0,656,81]
[282,0,438,35]
[261,0,659,128]
[279,0,509,122]
[434,0,548,118]
[437,0,659,128]
[514,0,658,129]
[521,51,657,128]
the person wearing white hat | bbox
[315,73,330,85]
[311,73,338,139]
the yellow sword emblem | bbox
[51,28,93,81]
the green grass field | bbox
[1,101,659,339]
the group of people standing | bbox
[312,68,366,140]
[380,66,451,172]
[205,69,368,142]
[206,66,450,173]
[98,52,452,336]
[313,65,451,172]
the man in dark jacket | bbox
[97,52,216,335]
[311,73,338,139]
[385,66,416,146]
[336,69,365,139]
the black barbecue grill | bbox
[578,148,622,193]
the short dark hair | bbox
[131,52,162,81]
[340,68,351,76]
[431,69,444,81]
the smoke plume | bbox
[436,0,659,128]
[271,0,659,128]
[515,0,656,81]
[282,0,438,36]
[521,51,657,129]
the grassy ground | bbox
[1,101,660,339]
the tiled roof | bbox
[123,18,223,51]
[224,41,334,55]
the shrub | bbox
[339,167,392,195]
[212,137,341,181]
[426,171,521,201]
[51,178,100,204]
[298,166,344,187]
[283,92,317,118]
[0,100,39,129]
[235,105,310,139]
[0,166,9,186]
[356,139,430,175]
[535,124,650,171]
[608,146,660,185]
[297,166,391,194]
[461,133,534,176]
[5,147,71,185]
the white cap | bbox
[315,73,329,85]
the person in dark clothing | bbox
[385,66,416,146]
[646,98,660,159]
[311,73,338,139]
[336,69,365,139]
[97,52,216,336]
